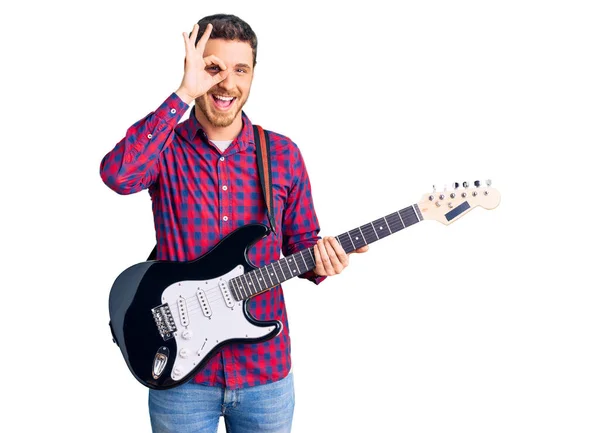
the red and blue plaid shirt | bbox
[100,93,324,389]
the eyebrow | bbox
[235,63,252,70]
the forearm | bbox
[100,93,189,194]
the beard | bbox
[196,91,249,128]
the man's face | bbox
[196,38,254,128]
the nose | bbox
[217,72,236,92]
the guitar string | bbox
[161,216,412,315]
[164,218,409,315]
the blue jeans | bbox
[148,373,295,433]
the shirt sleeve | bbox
[281,145,327,285]
[99,93,189,195]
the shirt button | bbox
[223,216,229,222]
[222,186,228,191]
[170,108,177,114]
[219,157,225,162]
[147,134,152,139]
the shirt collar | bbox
[182,106,255,154]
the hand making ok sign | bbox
[175,23,229,104]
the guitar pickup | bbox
[196,289,212,318]
[220,280,235,308]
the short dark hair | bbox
[195,14,258,66]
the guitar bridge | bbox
[151,303,177,341]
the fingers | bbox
[183,23,199,54]
[203,54,227,71]
[314,237,348,276]
[324,238,346,272]
[329,237,349,266]
[196,23,213,51]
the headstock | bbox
[417,180,500,225]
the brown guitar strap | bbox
[253,125,277,236]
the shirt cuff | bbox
[299,269,327,285]
[153,93,190,125]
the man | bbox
[100,14,367,433]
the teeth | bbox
[214,95,234,101]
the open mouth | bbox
[211,94,237,110]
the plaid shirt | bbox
[100,93,325,389]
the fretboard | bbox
[229,204,423,301]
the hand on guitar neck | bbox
[313,236,369,277]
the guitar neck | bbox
[229,204,423,301]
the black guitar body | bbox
[109,224,281,390]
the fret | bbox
[370,221,380,240]
[284,256,296,276]
[261,266,274,288]
[397,211,405,228]
[240,275,250,298]
[237,277,245,299]
[277,260,288,280]
[386,212,403,233]
[284,257,294,275]
[402,206,419,226]
[291,254,303,275]
[413,204,423,221]
[304,249,316,269]
[335,236,343,248]
[371,218,389,238]
[298,249,309,273]
[243,273,255,296]
[357,226,367,245]
[248,271,258,292]
[348,228,366,250]
[272,262,284,284]
[247,270,259,293]
[337,232,354,253]
[253,269,268,291]
[347,231,357,250]
[361,222,377,244]
[383,216,393,235]
[230,278,242,301]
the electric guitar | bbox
[109,181,501,390]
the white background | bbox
[2,0,599,432]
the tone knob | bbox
[179,348,190,358]
[173,367,182,376]
[182,330,193,340]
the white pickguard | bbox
[160,265,278,382]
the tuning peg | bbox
[474,180,481,188]
[432,185,436,193]
[453,182,460,189]
[486,179,492,186]
[462,181,469,188]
